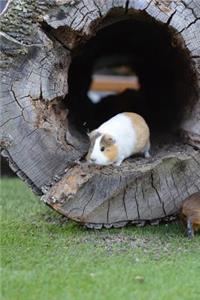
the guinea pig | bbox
[180,192,200,238]
[86,112,150,166]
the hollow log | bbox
[0,0,200,227]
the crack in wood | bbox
[144,174,154,217]
[122,186,128,220]
[73,9,97,31]
[166,10,176,25]
[107,198,111,224]
[0,115,22,128]
[10,85,27,120]
[93,1,102,17]
[144,0,154,11]
[151,170,167,216]
[170,167,182,200]
[163,165,179,210]
[135,178,141,219]
[181,0,199,19]
[178,17,200,34]
[81,189,96,219]
[69,6,81,27]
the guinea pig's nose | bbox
[90,158,96,162]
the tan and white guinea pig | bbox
[86,112,150,166]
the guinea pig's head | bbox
[87,131,118,165]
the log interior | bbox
[67,12,197,143]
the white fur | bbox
[90,135,110,165]
[89,113,138,165]
[100,113,136,157]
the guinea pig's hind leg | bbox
[186,218,194,238]
[143,141,151,158]
[144,150,151,158]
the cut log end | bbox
[42,142,200,225]
[1,0,200,226]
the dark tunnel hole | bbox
[66,13,196,147]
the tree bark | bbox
[0,0,200,227]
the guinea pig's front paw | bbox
[74,159,83,165]
[114,156,125,167]
[114,160,123,167]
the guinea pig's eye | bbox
[100,146,105,152]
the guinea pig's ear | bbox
[87,130,96,139]
[87,130,100,140]
[101,134,116,146]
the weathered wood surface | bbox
[0,0,200,226]
[42,144,200,226]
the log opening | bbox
[67,12,197,140]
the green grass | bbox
[1,178,200,300]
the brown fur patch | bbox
[100,134,118,162]
[182,192,200,232]
[193,222,200,232]
[100,134,115,147]
[124,112,150,154]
